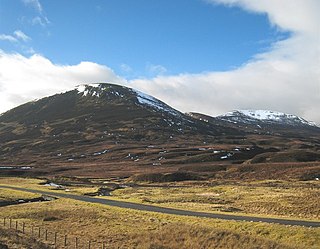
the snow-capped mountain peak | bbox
[218,110,318,127]
[75,83,182,116]
[75,83,126,98]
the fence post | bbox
[54,232,57,247]
[64,235,68,246]
[1,218,108,249]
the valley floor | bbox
[0,177,319,248]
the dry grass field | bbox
[110,180,320,220]
[0,177,319,248]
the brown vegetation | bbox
[1,177,320,248]
[129,223,294,249]
[131,172,203,183]
[0,228,50,249]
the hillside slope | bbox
[0,83,239,170]
[0,83,319,178]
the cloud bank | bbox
[0,51,125,112]
[128,0,320,123]
[0,0,319,124]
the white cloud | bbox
[120,63,133,73]
[13,30,31,42]
[0,0,319,125]
[207,0,320,34]
[31,16,50,27]
[0,34,18,43]
[127,0,320,123]
[22,0,50,27]
[22,0,43,13]
[23,47,36,54]
[146,63,167,76]
[0,51,126,113]
[0,30,31,43]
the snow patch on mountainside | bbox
[76,83,101,97]
[76,85,89,96]
[220,110,318,127]
[76,83,125,98]
[135,90,181,116]
[75,83,182,117]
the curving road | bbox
[1,185,320,228]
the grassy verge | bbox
[0,188,40,201]
[0,177,100,196]
[0,177,46,189]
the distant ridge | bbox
[217,110,318,127]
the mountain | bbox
[0,83,319,179]
[188,111,320,172]
[0,83,239,141]
[217,110,318,127]
[0,83,240,173]
[189,110,320,137]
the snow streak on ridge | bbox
[134,90,181,116]
[220,110,318,127]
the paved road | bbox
[1,185,320,228]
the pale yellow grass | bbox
[109,180,320,220]
[0,188,319,248]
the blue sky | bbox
[0,0,286,77]
[0,0,319,123]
